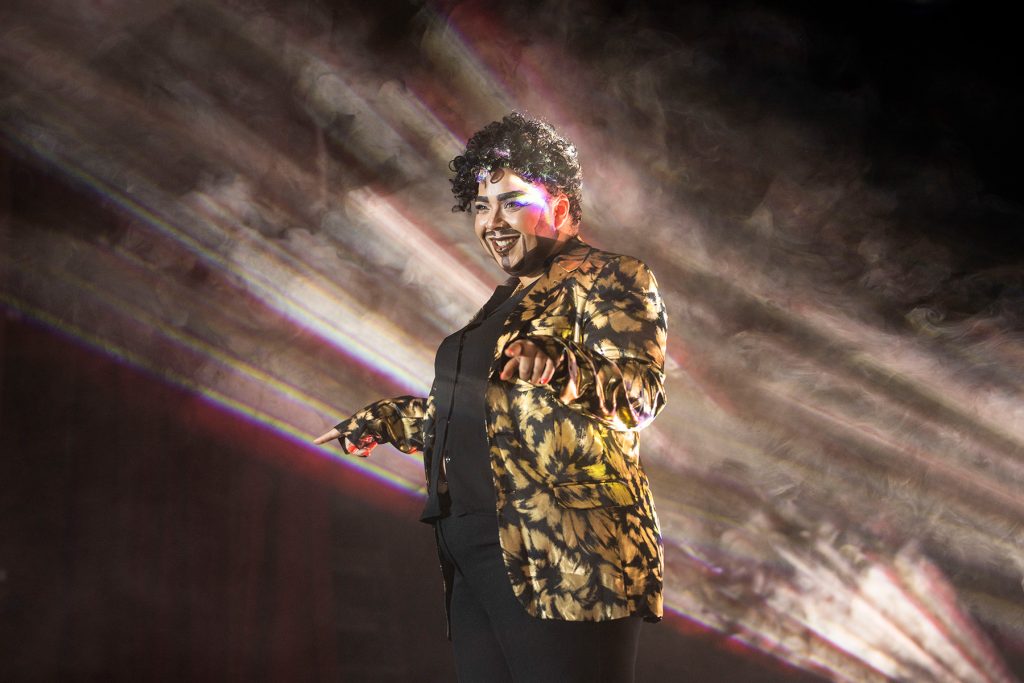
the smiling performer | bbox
[315,113,667,683]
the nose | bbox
[481,208,506,232]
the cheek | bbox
[510,211,543,237]
[474,224,493,253]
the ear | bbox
[551,193,575,234]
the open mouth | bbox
[489,234,520,257]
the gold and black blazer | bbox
[336,237,667,624]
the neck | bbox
[520,232,581,286]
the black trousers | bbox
[435,513,642,683]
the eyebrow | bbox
[474,190,527,203]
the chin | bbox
[494,254,524,273]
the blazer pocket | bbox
[552,480,635,509]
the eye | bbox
[474,203,489,214]
[504,199,528,211]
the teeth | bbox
[491,236,517,251]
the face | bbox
[473,170,572,279]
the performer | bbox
[315,113,667,683]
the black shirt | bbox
[420,280,533,520]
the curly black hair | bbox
[449,113,583,224]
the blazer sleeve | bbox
[334,395,430,454]
[529,255,667,431]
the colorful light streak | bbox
[2,2,1021,681]
[0,292,423,498]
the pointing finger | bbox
[313,428,341,445]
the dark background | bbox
[2,0,1022,680]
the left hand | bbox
[313,428,379,457]
[500,339,561,385]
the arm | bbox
[508,256,667,431]
[315,395,429,456]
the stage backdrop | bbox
[2,1,1022,681]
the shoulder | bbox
[559,240,657,290]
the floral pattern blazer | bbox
[335,237,667,626]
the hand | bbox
[313,429,379,457]
[499,339,561,385]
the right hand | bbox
[312,428,379,457]
[500,339,561,385]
